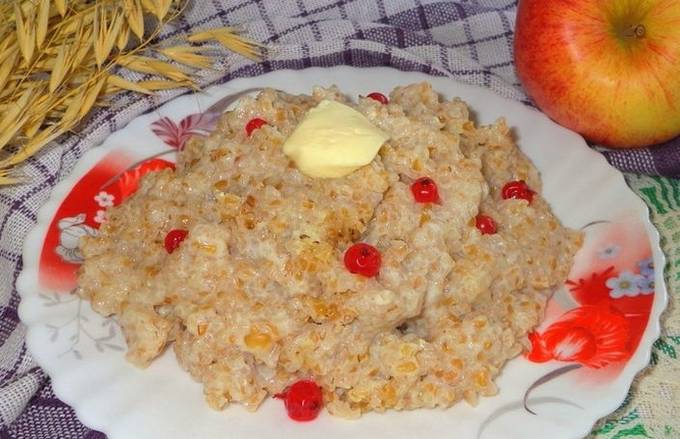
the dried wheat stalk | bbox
[0,0,263,185]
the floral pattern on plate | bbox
[39,152,174,292]
[511,218,654,419]
[150,112,220,150]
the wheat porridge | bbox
[77,83,582,419]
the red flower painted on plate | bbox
[527,305,631,368]
[566,266,617,306]
[39,153,175,293]
[151,112,220,150]
[565,263,653,357]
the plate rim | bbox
[16,65,669,439]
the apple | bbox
[514,0,680,148]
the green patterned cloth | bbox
[589,175,680,438]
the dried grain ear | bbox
[0,49,17,92]
[54,0,67,17]
[0,38,15,61]
[118,55,193,83]
[139,79,192,91]
[117,21,131,51]
[159,46,213,69]
[156,0,174,20]
[94,7,125,67]
[189,27,264,61]
[36,0,50,49]
[73,25,95,68]
[106,74,153,95]
[0,124,63,171]
[78,77,107,120]
[0,85,37,149]
[143,0,172,20]
[0,0,265,184]
[14,1,36,64]
[123,0,145,40]
[49,42,70,92]
[0,171,17,185]
[22,95,52,138]
[60,85,87,127]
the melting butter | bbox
[283,99,389,178]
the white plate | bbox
[17,67,667,439]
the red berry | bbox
[366,92,389,104]
[501,180,535,203]
[411,177,440,204]
[245,118,267,136]
[475,215,497,235]
[164,229,188,253]
[344,243,381,277]
[274,380,323,422]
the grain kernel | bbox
[442,370,458,382]
[213,180,229,192]
[463,389,477,405]
[195,242,216,254]
[396,361,418,374]
[145,266,160,276]
[210,148,230,161]
[473,370,489,387]
[379,383,397,406]
[244,329,272,349]
[450,358,464,369]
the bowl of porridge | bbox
[76,82,582,420]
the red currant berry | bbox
[475,215,497,235]
[164,229,188,254]
[274,380,323,422]
[245,118,267,136]
[411,177,440,204]
[501,180,535,203]
[344,243,381,277]
[366,92,389,104]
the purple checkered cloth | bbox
[1,1,678,438]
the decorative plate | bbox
[17,67,667,439]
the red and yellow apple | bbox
[514,0,680,148]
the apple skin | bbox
[514,0,680,148]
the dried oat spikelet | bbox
[0,0,264,185]
[159,46,213,69]
[188,26,265,61]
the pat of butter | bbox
[283,99,389,178]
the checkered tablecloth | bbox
[1,1,678,438]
